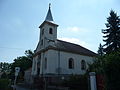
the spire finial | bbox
[49,3,51,9]
[45,3,53,21]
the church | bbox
[31,5,97,78]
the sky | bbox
[0,0,120,63]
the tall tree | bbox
[102,10,120,54]
[98,43,104,56]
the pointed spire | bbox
[45,3,54,21]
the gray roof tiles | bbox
[54,40,97,57]
[34,39,97,57]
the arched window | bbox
[81,60,86,70]
[44,58,47,69]
[49,28,53,34]
[68,58,74,69]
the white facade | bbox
[31,6,96,77]
[32,49,95,76]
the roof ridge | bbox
[57,39,96,54]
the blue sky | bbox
[0,0,120,63]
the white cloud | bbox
[66,27,80,32]
[61,26,88,33]
[58,37,88,48]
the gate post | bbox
[89,72,97,90]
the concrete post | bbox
[89,72,97,90]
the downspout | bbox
[58,45,60,75]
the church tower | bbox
[39,4,58,49]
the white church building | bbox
[31,5,97,78]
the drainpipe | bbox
[58,49,60,75]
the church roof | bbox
[34,40,97,57]
[54,40,97,57]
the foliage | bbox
[11,56,32,72]
[1,72,8,79]
[100,10,120,89]
[0,78,12,90]
[25,50,34,60]
[102,10,120,54]
[98,43,104,56]
[9,50,34,82]
[11,50,33,72]
[88,10,120,90]
[62,75,88,90]
[88,43,105,74]
[88,56,105,74]
[0,62,11,72]
[103,52,120,90]
[89,52,120,90]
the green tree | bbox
[102,10,120,54]
[89,10,120,90]
[98,43,104,56]
[10,50,34,81]
[11,50,33,72]
[104,52,120,90]
[11,56,32,72]
[88,43,105,73]
[25,50,34,60]
[0,62,11,72]
[88,56,105,74]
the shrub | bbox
[62,75,88,90]
[0,78,12,90]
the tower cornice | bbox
[39,20,58,28]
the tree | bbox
[11,50,33,72]
[88,44,104,73]
[25,50,34,60]
[0,62,11,72]
[11,56,32,72]
[98,43,104,56]
[10,50,34,81]
[102,10,120,54]
[104,52,120,90]
[89,10,120,90]
[88,56,105,74]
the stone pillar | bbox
[89,72,97,90]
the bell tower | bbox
[39,4,58,49]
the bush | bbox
[0,79,12,90]
[104,52,120,90]
[1,72,8,79]
[62,75,88,90]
